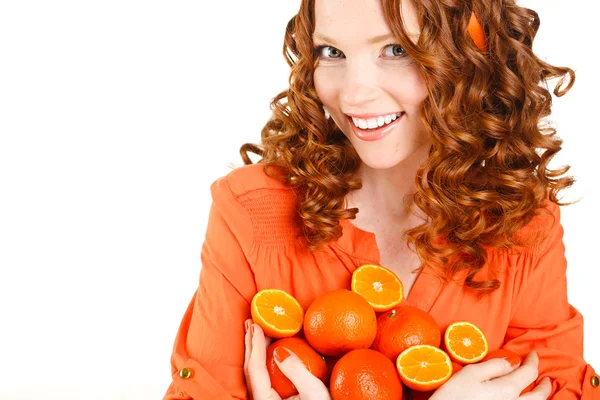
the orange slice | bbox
[351,264,404,312]
[444,321,488,364]
[251,289,304,338]
[396,344,453,391]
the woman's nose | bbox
[339,60,379,109]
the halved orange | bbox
[351,264,404,312]
[250,289,304,338]
[444,321,488,364]
[396,344,453,391]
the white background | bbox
[0,1,598,399]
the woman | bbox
[164,0,599,398]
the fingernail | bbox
[250,325,255,336]
[503,356,520,367]
[244,320,251,333]
[274,347,291,363]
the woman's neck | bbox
[348,143,430,218]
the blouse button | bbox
[179,367,193,379]
[591,375,600,388]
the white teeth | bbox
[350,112,403,130]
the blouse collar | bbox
[334,217,445,313]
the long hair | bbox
[239,0,575,295]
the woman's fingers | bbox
[493,351,540,393]
[243,319,254,398]
[249,324,273,399]
[275,347,331,399]
[519,377,552,399]
[244,323,277,400]
[458,356,519,382]
[264,334,273,348]
[243,321,315,400]
[244,319,252,369]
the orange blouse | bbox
[163,163,599,400]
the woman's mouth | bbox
[347,112,405,142]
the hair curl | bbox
[239,0,576,295]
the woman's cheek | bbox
[383,65,428,106]
[314,67,338,105]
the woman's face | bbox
[313,0,430,169]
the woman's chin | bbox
[355,153,411,170]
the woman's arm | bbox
[164,176,257,400]
[502,202,599,399]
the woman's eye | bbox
[315,46,344,59]
[383,44,406,57]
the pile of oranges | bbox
[250,264,518,399]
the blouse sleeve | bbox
[503,202,600,399]
[163,176,256,400]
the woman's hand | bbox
[243,319,331,400]
[430,351,552,400]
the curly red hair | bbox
[239,0,576,295]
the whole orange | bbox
[304,289,377,356]
[330,349,403,400]
[371,305,441,361]
[266,337,328,398]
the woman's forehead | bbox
[313,0,420,42]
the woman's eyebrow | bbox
[312,32,419,45]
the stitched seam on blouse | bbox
[238,192,301,256]
[222,175,256,258]
[219,176,258,284]
[234,186,295,201]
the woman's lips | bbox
[348,112,405,142]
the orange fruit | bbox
[250,289,303,338]
[266,337,328,398]
[408,363,462,400]
[371,305,441,361]
[351,264,404,312]
[443,321,488,364]
[396,344,453,392]
[304,289,377,356]
[330,348,404,400]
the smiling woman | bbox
[163,0,599,399]
[312,0,430,168]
